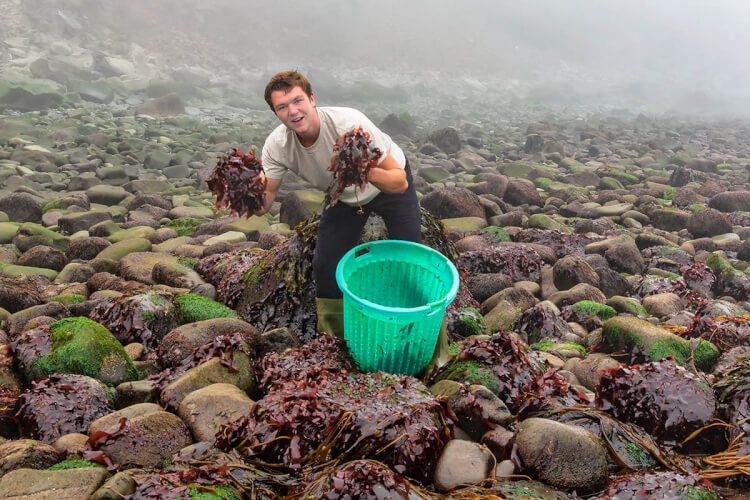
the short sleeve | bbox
[261,139,287,180]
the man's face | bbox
[270,86,318,137]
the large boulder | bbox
[552,255,600,291]
[178,383,254,443]
[157,317,259,367]
[687,207,733,238]
[16,245,67,271]
[0,192,42,223]
[585,234,644,275]
[503,178,542,207]
[514,418,608,493]
[0,467,108,499]
[87,404,192,468]
[420,187,485,219]
[57,211,113,235]
[598,316,719,370]
[709,191,750,213]
[433,439,493,491]
[65,237,112,261]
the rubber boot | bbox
[422,316,450,378]
[316,297,345,340]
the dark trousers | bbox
[313,161,421,298]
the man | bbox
[254,70,422,338]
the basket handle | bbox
[354,246,371,259]
[426,299,446,316]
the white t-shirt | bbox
[262,106,406,206]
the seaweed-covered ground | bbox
[5,3,750,499]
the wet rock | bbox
[563,354,621,391]
[468,273,513,304]
[0,192,42,223]
[64,236,112,261]
[0,466,108,498]
[5,302,68,338]
[432,381,512,440]
[279,190,323,229]
[428,127,461,154]
[0,275,45,313]
[514,417,608,493]
[709,190,750,213]
[12,223,69,253]
[433,439,493,491]
[599,316,719,370]
[57,211,113,235]
[52,432,88,455]
[135,92,185,116]
[585,234,644,275]
[90,471,136,500]
[160,353,255,411]
[548,283,606,308]
[552,255,600,290]
[0,439,60,479]
[688,207,733,238]
[115,380,158,408]
[178,383,254,442]
[420,187,485,219]
[87,404,192,468]
[86,185,129,205]
[54,262,96,283]
[157,317,259,367]
[16,245,67,271]
[642,292,683,318]
[504,178,542,206]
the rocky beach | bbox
[2,1,750,499]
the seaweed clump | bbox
[15,373,114,443]
[458,244,545,282]
[683,299,750,351]
[216,335,452,484]
[127,465,239,500]
[595,358,725,455]
[89,290,178,352]
[592,471,718,500]
[428,331,547,414]
[517,303,573,344]
[294,460,431,499]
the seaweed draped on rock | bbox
[194,210,474,343]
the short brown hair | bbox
[264,70,313,112]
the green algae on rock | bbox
[599,316,719,371]
[174,293,236,324]
[24,317,139,385]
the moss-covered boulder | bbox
[24,317,139,385]
[0,222,19,243]
[11,222,69,252]
[525,214,568,232]
[441,216,487,234]
[96,238,152,262]
[174,293,236,324]
[571,301,617,322]
[224,215,271,236]
[106,226,157,244]
[606,296,648,317]
[598,316,719,371]
[0,263,58,280]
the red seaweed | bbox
[206,148,266,217]
[325,126,382,210]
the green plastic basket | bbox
[335,240,459,375]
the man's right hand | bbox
[252,176,282,216]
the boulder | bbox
[0,467,108,499]
[157,318,259,367]
[0,192,42,223]
[709,191,750,212]
[514,417,608,493]
[178,383,254,442]
[503,178,542,207]
[552,255,600,291]
[433,439,493,491]
[420,187,485,219]
[0,440,60,479]
[87,404,192,468]
[688,207,733,238]
[17,245,67,271]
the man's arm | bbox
[253,176,282,216]
[368,153,408,194]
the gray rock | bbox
[0,193,42,223]
[57,211,113,235]
[548,283,606,309]
[504,178,542,206]
[0,467,107,499]
[433,439,493,491]
[420,187,485,219]
[642,292,684,318]
[563,354,621,391]
[553,255,600,291]
[688,207,733,238]
[178,383,254,442]
[514,417,608,493]
[428,127,461,155]
[709,191,750,213]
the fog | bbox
[8,0,750,116]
